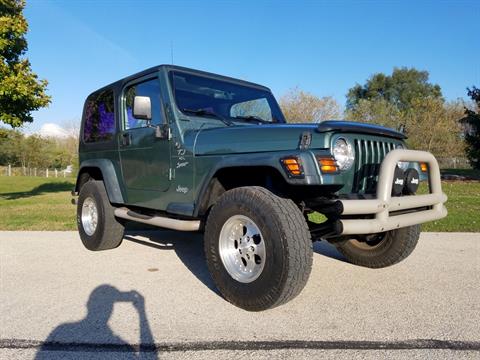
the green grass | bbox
[421,181,480,232]
[0,176,479,232]
[0,176,76,230]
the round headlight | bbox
[333,138,354,170]
[395,144,409,170]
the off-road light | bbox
[392,166,405,196]
[316,156,339,174]
[280,157,304,177]
[420,162,428,172]
[332,138,354,170]
[404,168,420,195]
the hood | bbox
[192,121,405,156]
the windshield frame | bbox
[168,70,286,126]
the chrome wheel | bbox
[81,197,98,236]
[218,215,266,283]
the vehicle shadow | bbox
[313,240,347,262]
[123,230,220,296]
[35,284,157,359]
[0,182,73,200]
[125,230,347,289]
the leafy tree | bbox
[345,98,403,130]
[461,87,480,169]
[0,127,23,165]
[346,67,442,114]
[280,87,341,123]
[346,96,465,158]
[0,0,51,127]
[405,98,465,157]
[0,126,76,169]
[344,67,467,158]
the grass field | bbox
[0,177,76,230]
[0,176,479,232]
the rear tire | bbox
[77,180,124,251]
[335,225,420,268]
[204,186,313,311]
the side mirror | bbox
[133,96,151,120]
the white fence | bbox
[435,157,471,169]
[0,165,75,178]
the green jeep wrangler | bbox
[75,65,447,311]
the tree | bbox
[0,0,51,127]
[0,126,75,170]
[0,127,23,165]
[461,87,480,169]
[345,98,403,130]
[345,96,465,158]
[346,67,443,114]
[279,87,341,123]
[405,98,465,158]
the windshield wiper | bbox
[181,108,233,126]
[233,115,270,124]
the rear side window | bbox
[83,90,115,143]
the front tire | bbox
[77,180,124,251]
[335,225,420,268]
[204,186,313,311]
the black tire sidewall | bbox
[337,225,420,268]
[77,181,108,251]
[205,189,295,310]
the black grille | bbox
[352,139,397,194]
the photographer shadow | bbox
[123,230,220,295]
[35,285,157,359]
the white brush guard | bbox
[338,149,447,235]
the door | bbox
[118,77,171,202]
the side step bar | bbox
[114,207,200,232]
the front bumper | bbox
[337,149,447,235]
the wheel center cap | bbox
[239,239,252,252]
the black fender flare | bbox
[192,151,321,217]
[75,159,124,204]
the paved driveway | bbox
[0,231,479,359]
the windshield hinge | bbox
[299,132,312,150]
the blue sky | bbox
[22,0,479,132]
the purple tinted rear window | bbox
[83,90,115,143]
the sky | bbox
[21,0,480,133]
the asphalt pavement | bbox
[0,231,479,359]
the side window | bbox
[124,78,163,130]
[230,98,272,122]
[83,90,115,143]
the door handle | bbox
[121,133,131,146]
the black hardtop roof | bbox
[87,65,271,98]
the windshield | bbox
[170,71,286,128]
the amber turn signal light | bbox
[420,162,428,172]
[280,157,304,177]
[317,157,339,174]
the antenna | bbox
[170,41,174,65]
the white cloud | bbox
[38,123,69,138]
